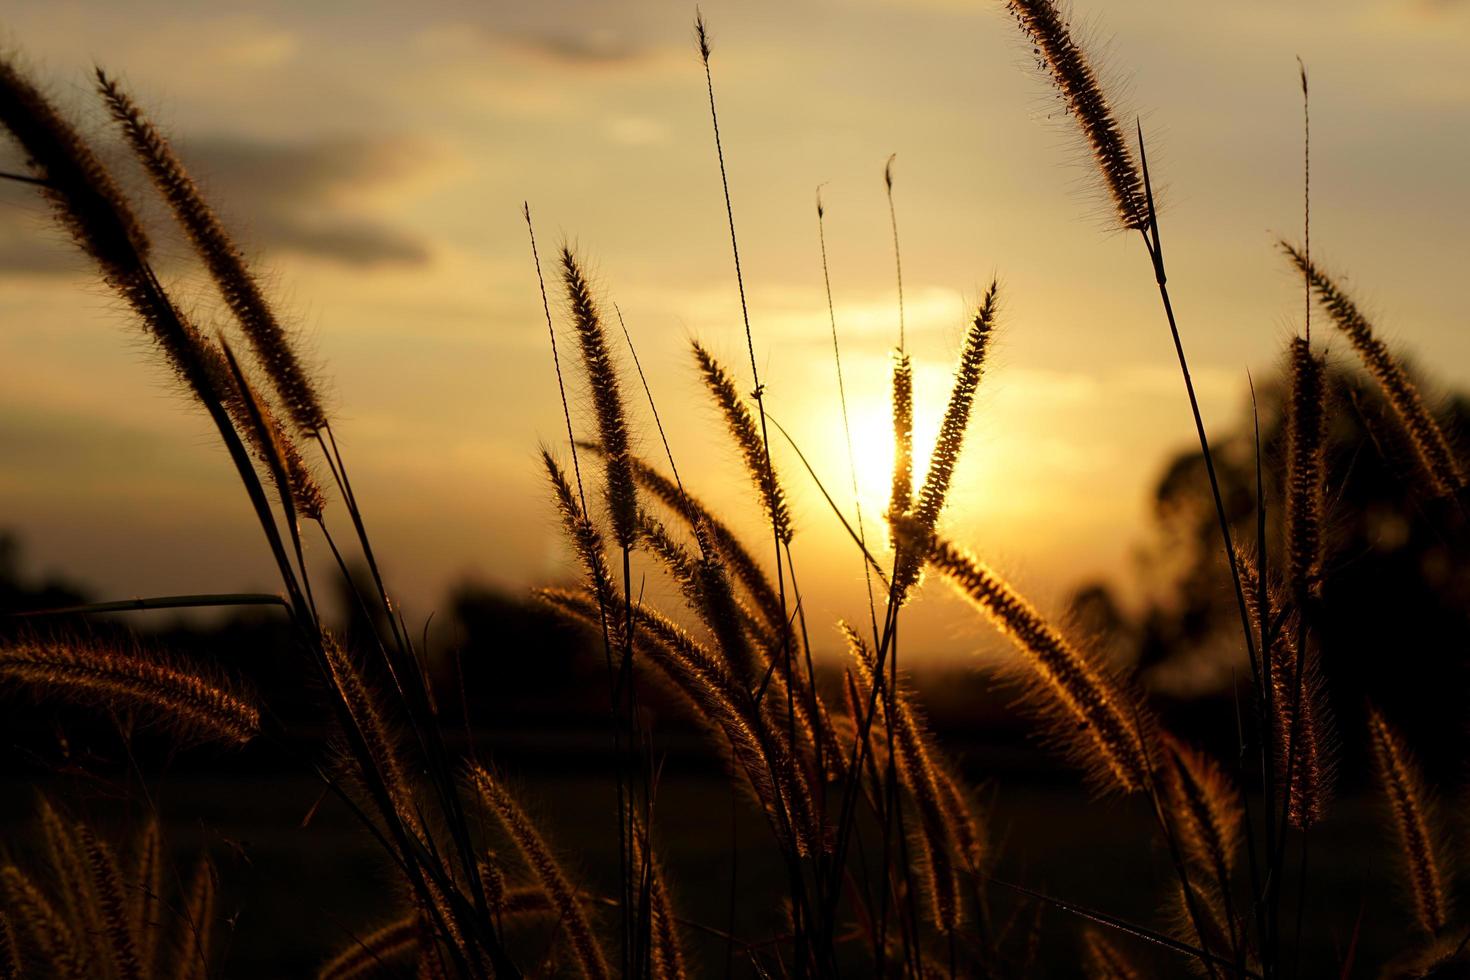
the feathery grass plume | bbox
[841,667,889,790]
[95,70,328,436]
[1286,337,1327,597]
[197,338,326,521]
[691,342,793,544]
[841,622,962,932]
[1081,927,1144,980]
[543,449,617,611]
[742,623,844,781]
[0,59,237,423]
[131,819,163,977]
[317,915,418,980]
[561,247,638,550]
[1161,735,1241,907]
[477,856,505,916]
[320,631,419,832]
[0,866,86,980]
[1005,0,1148,231]
[466,766,610,980]
[628,811,687,980]
[616,451,784,636]
[1281,242,1463,497]
[888,352,915,525]
[35,798,102,961]
[1380,934,1470,980]
[536,588,816,854]
[0,59,149,276]
[172,858,214,980]
[0,638,259,746]
[885,156,915,529]
[638,511,757,684]
[1170,881,1236,978]
[79,827,142,980]
[914,531,1153,792]
[1235,553,1334,830]
[1367,706,1448,937]
[893,282,999,598]
[216,338,327,527]
[636,511,838,767]
[934,768,985,875]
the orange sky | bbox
[2,0,1468,661]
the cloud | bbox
[167,135,436,266]
[501,28,651,68]
[0,133,437,276]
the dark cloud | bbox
[0,133,432,276]
[501,28,648,67]
[176,135,433,267]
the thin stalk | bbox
[526,205,631,967]
[816,189,880,644]
[8,593,288,617]
[697,16,812,965]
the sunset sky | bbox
[2,0,1468,661]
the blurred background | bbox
[2,0,1469,660]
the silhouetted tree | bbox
[1073,357,1470,783]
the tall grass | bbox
[1,6,1467,977]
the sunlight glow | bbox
[831,395,937,532]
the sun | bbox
[828,397,935,529]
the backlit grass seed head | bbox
[639,511,758,685]
[467,766,610,980]
[1235,553,1334,830]
[1081,927,1144,980]
[176,858,216,980]
[316,915,418,980]
[1170,880,1236,977]
[0,60,228,415]
[889,352,914,526]
[1,866,86,980]
[543,448,617,610]
[538,588,817,854]
[0,637,259,746]
[1006,0,1148,231]
[97,70,328,436]
[34,800,103,971]
[1367,706,1449,937]
[1286,337,1327,597]
[132,819,164,976]
[935,768,986,873]
[1162,735,1242,900]
[1282,242,1464,497]
[618,451,784,637]
[692,341,793,544]
[320,631,418,833]
[0,59,150,278]
[628,810,688,980]
[78,827,141,980]
[841,622,963,931]
[212,339,327,522]
[919,532,1153,792]
[894,283,999,597]
[561,248,637,550]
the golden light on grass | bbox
[842,394,937,528]
[1,6,1467,977]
